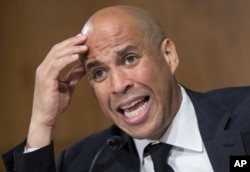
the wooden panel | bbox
[1,1,250,171]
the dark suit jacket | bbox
[3,87,250,172]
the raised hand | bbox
[26,34,88,148]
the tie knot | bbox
[145,142,172,155]
[145,143,173,172]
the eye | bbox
[92,69,107,82]
[124,55,138,65]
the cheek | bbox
[133,61,166,88]
[93,85,120,123]
[136,60,173,104]
[132,61,158,84]
[92,86,109,110]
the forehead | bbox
[84,44,141,72]
[83,18,146,62]
[86,16,143,44]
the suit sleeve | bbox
[2,140,56,172]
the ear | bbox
[161,38,179,74]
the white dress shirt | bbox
[134,86,214,172]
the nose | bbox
[110,69,133,95]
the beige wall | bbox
[1,0,250,171]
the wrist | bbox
[26,120,54,148]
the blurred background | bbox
[1,0,250,171]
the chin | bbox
[125,127,157,140]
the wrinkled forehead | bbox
[81,15,146,62]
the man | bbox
[2,5,250,172]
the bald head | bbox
[81,5,166,47]
[79,6,181,140]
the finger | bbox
[40,54,80,82]
[52,34,87,52]
[63,64,86,95]
[53,44,88,61]
[43,34,88,65]
[41,43,88,81]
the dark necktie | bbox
[145,143,174,172]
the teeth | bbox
[120,97,144,110]
[124,100,148,118]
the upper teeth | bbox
[124,100,148,118]
[120,97,144,110]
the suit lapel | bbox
[186,89,246,172]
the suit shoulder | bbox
[205,86,250,110]
[206,86,250,99]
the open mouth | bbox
[117,96,150,118]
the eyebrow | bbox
[116,45,138,56]
[85,60,102,72]
[85,45,139,72]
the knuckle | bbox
[73,46,81,53]
[36,65,42,74]
[35,66,44,80]
[51,61,60,70]
[52,43,60,51]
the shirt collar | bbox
[134,85,204,165]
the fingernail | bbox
[80,45,87,50]
[71,54,79,59]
